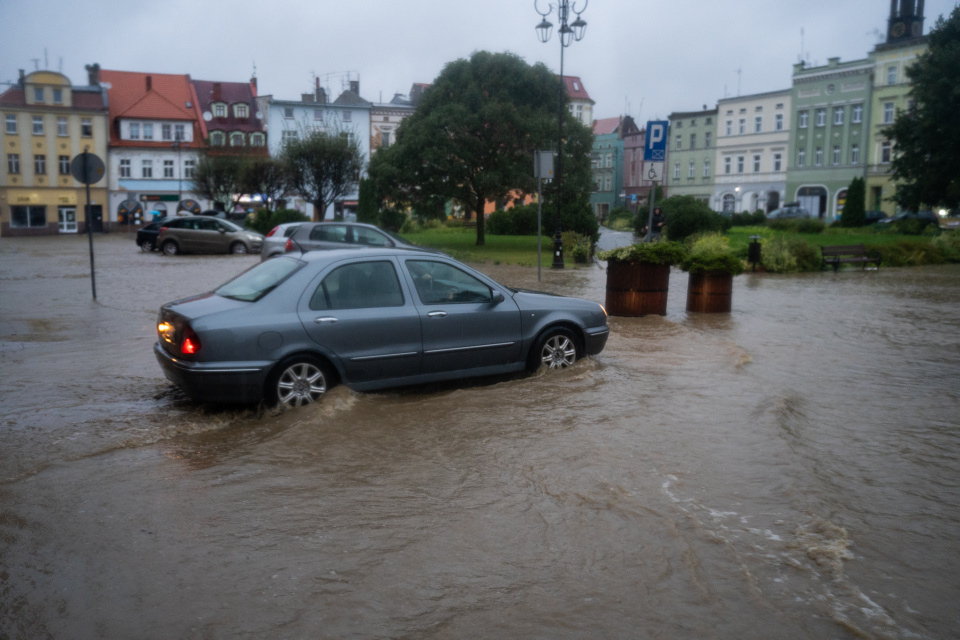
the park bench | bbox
[820,244,882,272]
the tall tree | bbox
[883,7,960,210]
[191,154,248,212]
[283,128,364,221]
[380,51,565,245]
[241,157,290,211]
[841,177,866,227]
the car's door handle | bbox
[427,311,447,318]
[314,317,338,324]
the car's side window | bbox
[405,260,493,304]
[310,261,405,311]
[198,219,220,231]
[310,225,348,243]
[353,226,390,247]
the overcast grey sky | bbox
[2,0,957,124]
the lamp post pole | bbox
[536,0,587,269]
[173,135,182,209]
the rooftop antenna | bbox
[44,48,49,70]
[59,57,63,72]
[31,58,40,70]
[636,97,644,123]
[798,28,809,64]
[252,60,257,79]
[736,68,742,96]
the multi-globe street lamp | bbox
[535,0,587,269]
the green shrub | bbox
[760,236,799,273]
[680,234,744,275]
[787,238,823,271]
[562,231,592,263]
[889,219,935,235]
[598,240,687,265]
[247,208,309,235]
[378,208,408,232]
[932,231,960,262]
[487,204,546,236]
[879,239,946,266]
[659,195,727,242]
[797,219,826,234]
[730,210,767,227]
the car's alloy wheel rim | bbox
[277,362,326,407]
[163,242,178,256]
[231,243,248,254]
[541,335,576,369]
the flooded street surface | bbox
[2,234,959,639]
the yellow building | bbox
[0,70,109,236]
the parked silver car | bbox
[155,248,610,407]
[260,222,304,260]
[767,203,812,219]
[157,216,263,256]
[271,221,441,260]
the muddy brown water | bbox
[1,234,958,639]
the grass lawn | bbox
[725,225,933,253]
[401,226,565,266]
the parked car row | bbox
[136,216,263,255]
[262,222,441,261]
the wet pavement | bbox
[1,232,959,639]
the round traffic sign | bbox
[71,152,106,185]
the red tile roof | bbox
[563,76,593,103]
[100,69,202,147]
[192,79,265,135]
[593,117,622,136]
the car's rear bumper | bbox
[154,343,269,404]
[583,326,610,357]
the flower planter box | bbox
[686,270,733,313]
[605,262,671,316]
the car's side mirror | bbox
[491,291,505,304]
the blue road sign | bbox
[644,120,669,162]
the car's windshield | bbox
[216,257,302,302]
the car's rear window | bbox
[216,257,302,302]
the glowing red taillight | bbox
[284,238,293,252]
[266,225,280,238]
[181,326,201,355]
[159,226,169,232]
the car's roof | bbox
[292,246,446,264]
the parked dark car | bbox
[136,218,171,252]
[863,210,888,224]
[270,221,441,261]
[768,203,811,219]
[155,248,610,407]
[877,210,938,225]
[157,216,263,256]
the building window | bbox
[688,160,695,178]
[725,120,732,136]
[850,144,860,165]
[816,109,826,127]
[690,133,696,149]
[162,124,172,141]
[34,88,44,102]
[703,160,710,177]
[53,89,63,104]
[5,114,16,134]
[234,104,249,119]
[834,108,844,126]
[675,135,682,150]
[7,153,20,174]
[281,130,297,143]
[184,159,196,178]
[143,123,153,140]
[34,154,46,174]
[883,102,895,124]
[737,156,744,173]
[690,119,697,126]
[32,116,44,135]
[284,107,294,119]
[119,158,131,177]
[675,121,683,129]
[773,153,782,172]
[251,132,265,146]
[142,159,152,178]
[11,206,46,228]
[705,117,713,125]
[798,149,806,167]
[722,194,735,213]
[881,141,892,164]
[314,109,324,121]
[724,157,731,174]
[57,117,68,136]
[673,161,679,180]
[59,155,70,175]
[210,131,225,146]
[164,159,174,178]
[754,116,762,133]
[342,110,352,122]
[798,111,808,128]
[815,147,823,166]
[738,118,745,134]
[775,114,783,131]
[230,132,245,146]
[887,65,897,85]
[604,175,612,190]
[576,104,583,122]
[382,131,391,148]
[704,132,711,148]
[832,146,841,165]
[852,104,863,123]
[81,118,92,137]
[605,153,612,168]
[213,103,227,118]
[753,154,761,172]
[129,123,140,139]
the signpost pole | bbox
[72,148,105,301]
[645,181,657,243]
[83,151,97,300]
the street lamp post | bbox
[172,134,182,210]
[535,0,587,269]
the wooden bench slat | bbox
[820,244,881,272]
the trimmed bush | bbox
[598,240,687,265]
[680,234,744,275]
[247,208,309,235]
[879,239,946,266]
[562,231,592,263]
[932,231,960,262]
[730,210,767,227]
[487,204,541,235]
[378,208,408,232]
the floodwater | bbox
[1,233,959,639]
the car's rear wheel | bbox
[139,239,154,252]
[229,241,248,255]
[162,240,180,256]
[530,328,579,371]
[269,357,332,408]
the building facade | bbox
[665,107,718,206]
[621,116,657,213]
[590,117,624,219]
[713,91,791,213]
[370,88,418,156]
[563,76,594,127]
[786,57,873,221]
[0,70,109,236]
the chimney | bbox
[18,69,25,88]
[85,63,100,86]
[350,80,359,95]
[250,76,257,92]
[146,75,152,92]
[213,82,222,101]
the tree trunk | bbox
[475,194,485,246]
[313,199,327,222]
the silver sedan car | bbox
[155,248,609,407]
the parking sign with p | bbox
[644,120,668,162]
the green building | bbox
[665,107,718,206]
[590,117,624,219]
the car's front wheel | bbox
[162,240,180,256]
[139,239,155,252]
[530,328,579,371]
[269,357,332,408]
[229,241,248,255]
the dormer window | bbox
[34,88,44,103]
[251,132,265,146]
[213,103,227,118]
[234,103,249,119]
[210,131,225,146]
[53,89,63,104]
[573,81,580,91]
[129,123,140,139]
